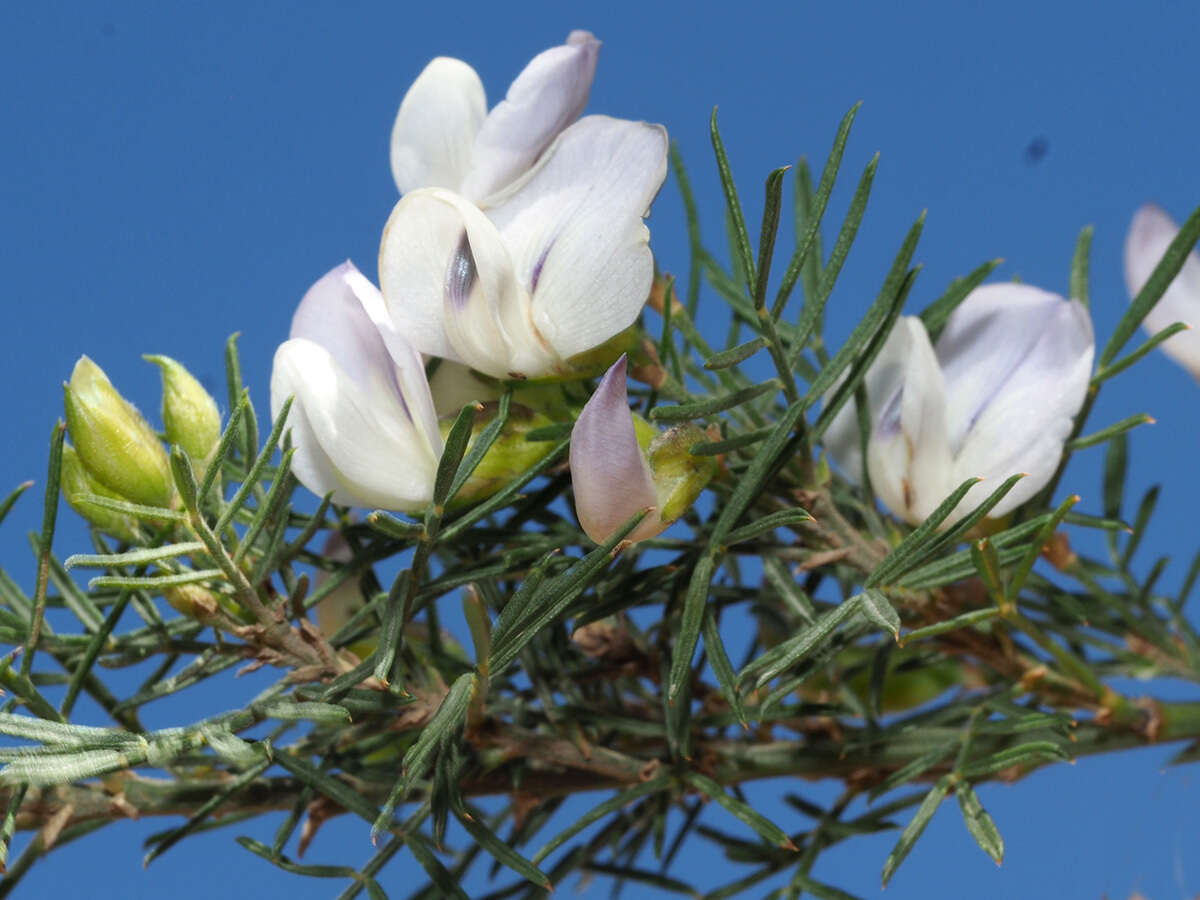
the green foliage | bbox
[0,105,1197,900]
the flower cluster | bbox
[269,33,691,537]
[253,36,1198,543]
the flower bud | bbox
[145,355,222,474]
[444,401,557,507]
[63,356,173,508]
[646,423,718,524]
[60,445,141,543]
[569,356,718,543]
[164,584,222,625]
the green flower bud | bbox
[647,423,720,524]
[164,584,222,624]
[561,324,644,379]
[145,355,221,474]
[63,356,173,508]
[60,444,141,543]
[570,356,718,544]
[442,402,557,507]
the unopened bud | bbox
[570,356,718,544]
[60,445,141,543]
[647,424,719,524]
[145,355,221,474]
[164,584,221,623]
[63,356,173,508]
[561,325,643,379]
[445,402,557,507]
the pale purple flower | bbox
[824,284,1094,525]
[390,31,601,205]
[379,116,668,379]
[569,355,664,543]
[1124,203,1200,377]
[270,262,442,511]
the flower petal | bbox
[291,262,442,458]
[864,318,955,524]
[823,317,922,486]
[390,57,487,195]
[459,31,601,203]
[270,339,438,511]
[570,356,662,543]
[428,360,501,418]
[486,116,668,360]
[379,188,556,378]
[1124,203,1200,377]
[943,285,1093,516]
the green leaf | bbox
[86,568,223,592]
[684,771,795,850]
[753,166,789,311]
[793,154,879,353]
[168,445,199,510]
[866,477,982,587]
[405,834,471,900]
[531,775,671,865]
[70,494,186,524]
[273,750,380,825]
[745,594,862,688]
[214,393,294,534]
[724,509,814,546]
[961,741,1070,778]
[1069,225,1093,308]
[1093,321,1190,384]
[670,398,808,700]
[789,873,864,900]
[891,474,1025,580]
[688,426,774,456]
[235,836,356,879]
[710,108,756,294]
[0,482,32,531]
[955,783,1004,864]
[143,757,270,866]
[452,800,552,889]
[881,777,949,886]
[373,673,476,840]
[702,609,747,728]
[899,607,1001,645]
[808,212,924,429]
[1067,413,1154,451]
[365,511,423,541]
[859,589,900,639]
[1007,494,1078,601]
[373,570,410,685]
[257,700,351,724]
[868,742,956,800]
[705,337,766,370]
[650,380,781,422]
[64,542,205,570]
[488,511,645,674]
[773,102,861,318]
[197,393,247,503]
[1100,202,1200,367]
[431,404,476,507]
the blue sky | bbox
[2,2,1199,897]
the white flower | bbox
[824,284,1094,525]
[379,115,668,380]
[270,262,443,511]
[390,31,601,204]
[1123,203,1200,377]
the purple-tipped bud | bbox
[569,355,662,543]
